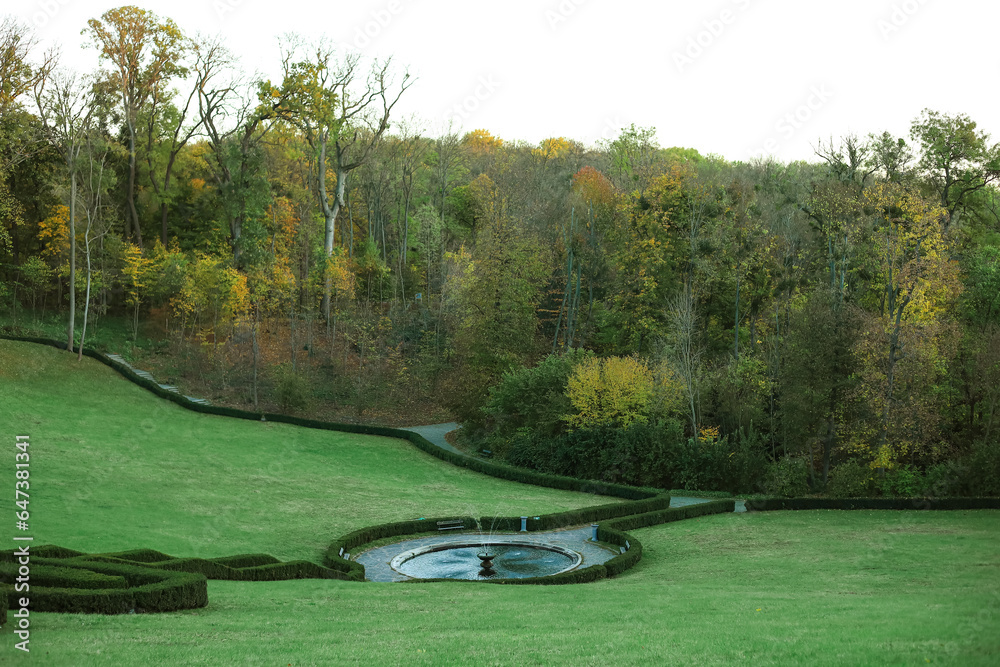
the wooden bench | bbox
[436,520,465,531]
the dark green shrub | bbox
[958,438,1000,496]
[273,363,310,412]
[763,457,811,497]
[827,460,876,498]
[0,562,127,590]
[531,495,671,531]
[877,466,924,497]
[479,350,591,439]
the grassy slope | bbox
[0,340,610,562]
[1,340,998,665]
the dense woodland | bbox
[2,8,999,497]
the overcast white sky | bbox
[12,0,1000,163]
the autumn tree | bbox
[272,39,411,320]
[85,5,187,247]
[565,355,655,429]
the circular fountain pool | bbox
[390,541,582,580]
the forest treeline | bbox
[2,8,998,496]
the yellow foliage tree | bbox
[172,254,249,348]
[850,183,962,469]
[38,205,70,268]
[565,356,655,429]
[464,129,503,154]
[533,137,572,161]
[121,242,152,339]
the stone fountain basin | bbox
[389,540,583,581]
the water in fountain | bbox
[392,541,580,580]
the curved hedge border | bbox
[1,337,735,587]
[745,497,1000,511]
[0,545,346,614]
[2,336,659,501]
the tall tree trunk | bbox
[78,215,93,362]
[126,124,142,247]
[67,172,77,352]
[252,305,260,409]
[733,270,741,360]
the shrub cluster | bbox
[501,422,769,495]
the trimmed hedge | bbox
[744,497,1000,512]
[0,545,348,614]
[0,562,128,590]
[1,336,661,502]
[603,499,736,532]
[2,337,736,588]
[530,495,671,531]
[596,526,643,578]
[1,557,208,614]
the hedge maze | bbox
[0,545,347,615]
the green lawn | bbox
[1,340,998,666]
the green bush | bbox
[763,457,812,497]
[273,363,310,412]
[501,422,770,495]
[877,466,924,497]
[827,459,876,498]
[479,350,591,439]
[957,438,1000,496]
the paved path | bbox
[399,422,463,455]
[400,422,747,512]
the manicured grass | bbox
[2,340,998,665]
[7,512,998,666]
[0,340,612,562]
